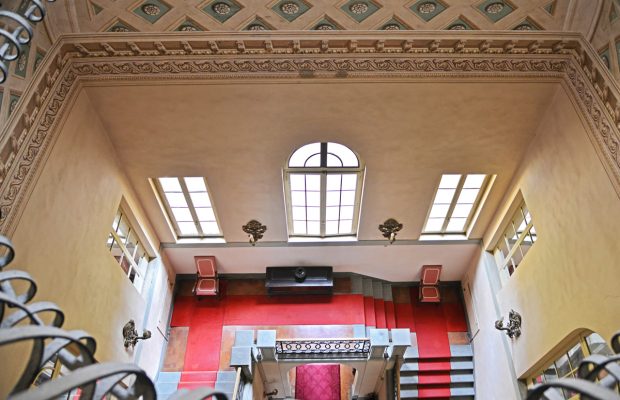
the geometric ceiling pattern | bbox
[67,0,568,33]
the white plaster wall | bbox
[0,90,173,395]
[464,84,620,394]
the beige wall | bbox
[0,89,172,395]
[465,83,620,388]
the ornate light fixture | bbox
[495,309,522,339]
[379,218,403,244]
[242,219,267,246]
[122,319,151,349]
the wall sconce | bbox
[495,309,522,339]
[379,218,403,244]
[122,319,151,349]
[242,220,267,246]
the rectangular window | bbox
[494,200,537,282]
[107,208,150,293]
[154,177,222,238]
[422,174,490,235]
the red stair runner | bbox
[295,364,340,400]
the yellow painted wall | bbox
[0,90,171,395]
[466,84,620,386]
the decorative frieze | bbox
[0,32,619,234]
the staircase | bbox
[399,345,475,399]
[155,370,238,400]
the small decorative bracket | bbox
[495,309,522,339]
[122,319,151,349]
[378,218,403,244]
[242,219,267,246]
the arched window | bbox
[284,142,364,238]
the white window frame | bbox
[422,174,492,235]
[493,199,537,283]
[107,207,151,293]
[283,142,365,238]
[153,177,223,239]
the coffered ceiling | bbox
[49,0,570,34]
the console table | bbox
[265,266,333,295]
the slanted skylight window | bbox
[155,177,222,238]
[284,142,364,238]
[423,174,489,234]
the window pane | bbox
[452,203,473,218]
[586,333,614,356]
[305,175,321,191]
[326,153,343,167]
[339,219,353,234]
[424,218,444,232]
[463,174,486,189]
[293,220,306,234]
[514,208,526,236]
[457,188,479,204]
[178,222,197,235]
[190,192,211,207]
[307,221,320,235]
[325,221,339,234]
[166,192,188,208]
[341,174,357,191]
[429,204,449,218]
[340,206,354,220]
[511,245,524,268]
[306,191,321,207]
[159,177,181,192]
[446,218,467,232]
[327,142,359,167]
[107,233,115,250]
[555,354,571,377]
[200,222,220,234]
[567,343,584,371]
[341,191,355,206]
[291,191,306,206]
[326,191,341,206]
[305,153,321,167]
[195,207,216,221]
[307,207,320,221]
[434,189,456,204]
[184,177,207,192]
[289,143,321,167]
[117,217,129,241]
[522,204,532,224]
[292,206,306,220]
[543,365,558,382]
[112,210,122,231]
[439,174,461,189]
[290,174,306,191]
[326,206,339,220]
[326,174,342,191]
[172,207,193,222]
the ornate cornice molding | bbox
[0,32,619,235]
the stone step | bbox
[156,371,181,383]
[216,370,238,382]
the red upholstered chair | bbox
[419,265,442,303]
[194,256,218,297]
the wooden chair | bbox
[419,265,442,303]
[194,256,218,297]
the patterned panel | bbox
[175,19,205,31]
[543,0,556,15]
[202,0,243,23]
[132,0,172,24]
[410,0,447,22]
[600,47,611,70]
[13,44,29,78]
[477,0,514,23]
[108,20,137,32]
[244,17,273,30]
[33,49,45,73]
[311,16,342,30]
[8,92,20,116]
[341,0,382,23]
[446,17,476,30]
[513,17,540,30]
[379,16,411,30]
[272,0,312,22]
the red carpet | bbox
[295,364,340,400]
[363,296,376,326]
[410,288,450,358]
[374,299,386,328]
[385,301,396,329]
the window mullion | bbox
[441,176,465,233]
[499,220,535,271]
[320,172,327,237]
[155,180,184,238]
[179,178,204,237]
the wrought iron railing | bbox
[0,235,228,400]
[275,338,371,360]
[526,331,620,400]
[0,1,56,84]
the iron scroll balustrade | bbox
[526,330,620,400]
[0,234,228,400]
[275,338,371,360]
[0,1,56,84]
